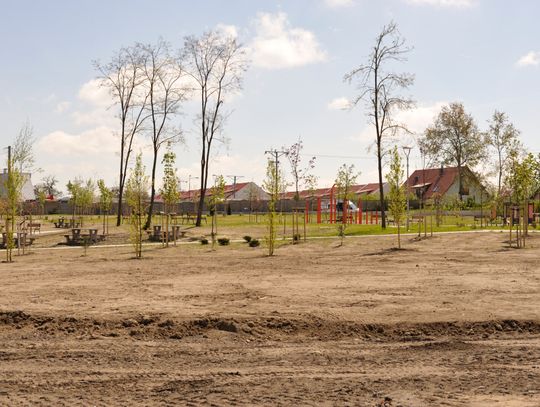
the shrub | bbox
[249,239,260,247]
[243,235,252,243]
[217,237,230,246]
[200,238,209,245]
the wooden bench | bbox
[27,222,41,233]
[474,215,491,226]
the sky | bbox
[0,0,539,194]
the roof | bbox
[156,182,255,202]
[281,182,386,200]
[404,166,480,199]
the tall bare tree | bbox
[138,39,186,229]
[182,30,247,227]
[345,21,414,229]
[12,121,38,173]
[283,138,316,202]
[487,110,522,197]
[95,46,149,226]
[420,102,487,201]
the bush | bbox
[248,239,260,247]
[243,235,252,243]
[217,237,230,246]
[200,238,209,245]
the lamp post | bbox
[402,146,412,231]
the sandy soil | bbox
[1,231,539,406]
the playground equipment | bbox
[312,187,379,225]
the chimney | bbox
[439,165,444,176]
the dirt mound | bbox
[1,310,538,342]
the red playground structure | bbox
[310,184,379,225]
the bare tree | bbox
[138,39,186,229]
[95,46,149,226]
[487,110,522,197]
[182,30,248,227]
[345,21,414,229]
[283,138,316,202]
[12,121,38,173]
[40,175,61,197]
[420,102,487,201]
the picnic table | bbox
[0,232,35,249]
[64,228,99,246]
[54,217,80,229]
[173,213,207,225]
[147,225,187,242]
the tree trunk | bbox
[377,139,386,229]
[457,164,463,202]
[144,148,159,230]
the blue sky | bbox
[1,0,539,192]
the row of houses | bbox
[1,166,491,212]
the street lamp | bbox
[402,146,412,231]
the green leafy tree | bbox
[160,144,180,246]
[66,179,83,225]
[263,159,284,256]
[97,179,112,235]
[505,152,540,247]
[487,110,522,198]
[206,175,226,248]
[420,102,487,201]
[2,148,24,262]
[334,164,359,246]
[125,154,149,258]
[35,186,47,216]
[386,147,406,248]
[67,178,95,226]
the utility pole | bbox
[402,146,412,231]
[264,149,288,201]
[6,146,12,262]
[226,175,245,199]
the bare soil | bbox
[1,231,539,406]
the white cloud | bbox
[395,101,446,134]
[327,97,351,110]
[71,79,116,125]
[78,78,112,107]
[349,101,446,146]
[54,101,71,113]
[405,0,476,7]
[249,12,327,69]
[516,51,540,67]
[37,127,117,156]
[216,23,238,39]
[324,0,355,7]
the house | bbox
[155,181,268,203]
[403,166,487,203]
[0,169,35,201]
[180,181,268,202]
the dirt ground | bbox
[1,231,539,406]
